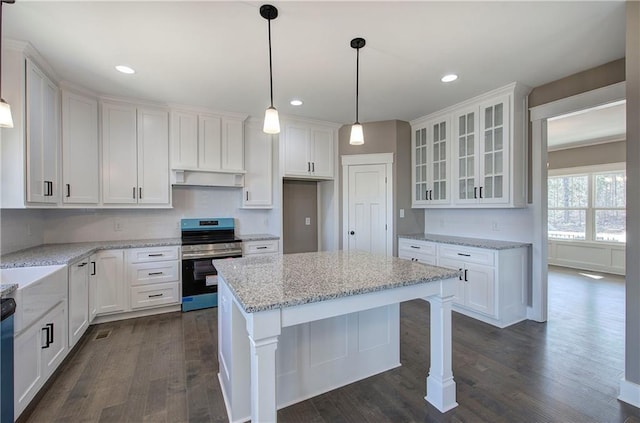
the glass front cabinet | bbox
[412,115,451,207]
[411,82,528,209]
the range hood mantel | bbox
[172,168,245,188]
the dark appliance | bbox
[181,218,242,312]
[1,298,16,423]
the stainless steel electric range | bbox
[181,218,242,312]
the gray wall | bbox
[338,120,424,256]
[283,180,318,254]
[625,0,640,387]
[548,140,626,170]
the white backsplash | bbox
[0,209,46,254]
[39,186,277,244]
[424,206,534,243]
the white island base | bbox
[218,276,458,423]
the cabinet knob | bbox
[350,231,355,235]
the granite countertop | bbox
[399,233,531,250]
[0,238,181,269]
[0,284,18,298]
[239,234,280,242]
[213,250,460,313]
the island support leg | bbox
[425,293,458,412]
[246,309,281,423]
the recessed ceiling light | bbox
[290,99,303,106]
[441,74,458,83]
[115,65,135,74]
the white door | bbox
[62,91,99,204]
[102,101,138,204]
[137,107,169,205]
[346,163,388,255]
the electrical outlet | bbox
[439,219,444,228]
[114,221,123,232]
[399,209,405,218]
[305,217,311,226]
[492,221,499,231]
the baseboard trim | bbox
[619,378,640,408]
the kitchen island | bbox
[214,250,460,422]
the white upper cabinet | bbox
[412,115,451,207]
[242,121,273,208]
[61,90,99,204]
[102,100,170,205]
[282,118,337,179]
[137,107,170,204]
[170,108,246,173]
[26,58,59,204]
[453,95,510,206]
[410,82,529,209]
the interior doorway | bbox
[283,180,318,254]
[530,82,626,322]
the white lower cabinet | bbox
[242,239,279,256]
[398,239,436,265]
[90,250,127,317]
[68,258,90,348]
[127,246,181,311]
[399,237,527,328]
[14,300,67,418]
[91,246,181,320]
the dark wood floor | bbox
[22,267,640,423]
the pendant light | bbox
[260,4,280,135]
[349,37,365,145]
[0,0,15,128]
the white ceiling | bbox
[547,101,626,151]
[3,1,626,125]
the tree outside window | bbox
[548,169,626,243]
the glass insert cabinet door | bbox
[455,109,477,202]
[429,118,449,203]
[414,127,428,203]
[479,96,510,203]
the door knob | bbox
[350,231,355,235]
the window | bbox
[548,166,626,243]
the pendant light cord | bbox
[268,17,274,108]
[355,46,359,123]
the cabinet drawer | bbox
[129,261,179,286]
[127,246,180,263]
[243,240,279,255]
[438,244,495,266]
[130,282,179,309]
[398,239,437,256]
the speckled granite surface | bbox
[239,234,280,242]
[0,284,17,298]
[399,234,530,250]
[214,250,460,313]
[0,238,181,268]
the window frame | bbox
[548,162,626,244]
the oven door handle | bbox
[182,251,243,260]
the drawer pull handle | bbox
[148,254,164,257]
[457,253,471,257]
[148,293,164,298]
[148,272,164,276]
[256,246,268,249]
[410,246,420,249]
